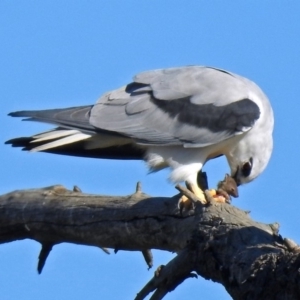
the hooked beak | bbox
[233,166,241,187]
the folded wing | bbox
[6,66,261,158]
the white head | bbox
[223,73,274,186]
[227,131,273,186]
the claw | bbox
[176,182,207,215]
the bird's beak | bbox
[233,167,241,187]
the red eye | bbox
[242,157,253,177]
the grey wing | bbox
[90,66,261,147]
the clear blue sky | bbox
[1,1,300,299]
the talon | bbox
[205,188,231,204]
[178,195,194,215]
[177,181,208,215]
[185,181,207,204]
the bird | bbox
[6,66,274,204]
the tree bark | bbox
[0,184,300,299]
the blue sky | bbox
[1,1,300,299]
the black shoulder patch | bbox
[125,82,150,95]
[153,97,260,133]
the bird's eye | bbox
[242,157,253,177]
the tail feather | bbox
[8,105,94,131]
[29,132,91,152]
[6,127,92,152]
[5,135,145,160]
[31,129,82,143]
[6,105,146,160]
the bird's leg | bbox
[185,181,207,204]
[178,183,206,214]
[178,174,207,214]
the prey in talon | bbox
[178,173,238,214]
[208,174,239,203]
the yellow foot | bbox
[185,181,207,204]
[178,195,194,213]
[177,182,207,215]
[206,189,227,203]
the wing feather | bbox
[90,66,261,147]
[29,132,91,152]
[8,66,263,151]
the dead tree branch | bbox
[0,184,300,299]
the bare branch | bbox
[1,185,300,299]
[142,249,153,269]
[135,249,197,300]
[37,242,54,274]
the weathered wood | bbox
[0,185,300,299]
[0,185,192,251]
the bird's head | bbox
[232,158,254,186]
[227,132,273,186]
